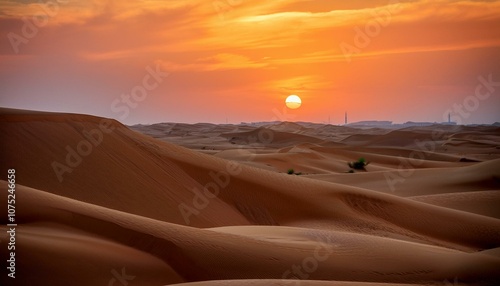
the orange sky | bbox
[1,0,500,124]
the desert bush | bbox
[348,158,369,170]
[287,169,302,175]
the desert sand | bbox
[1,108,500,285]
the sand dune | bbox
[2,181,500,285]
[1,108,500,285]
[410,191,500,219]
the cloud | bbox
[159,53,270,72]
[3,0,499,61]
[264,75,332,95]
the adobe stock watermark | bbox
[272,106,298,122]
[281,236,334,285]
[443,277,459,286]
[340,0,403,62]
[178,95,305,225]
[51,119,116,182]
[111,63,170,120]
[179,128,274,224]
[212,0,243,21]
[384,74,499,192]
[7,0,70,54]
[108,267,135,286]
[51,62,169,183]
[444,74,500,125]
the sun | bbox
[285,95,302,109]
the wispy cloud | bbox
[159,53,270,72]
[1,0,499,124]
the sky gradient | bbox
[1,0,500,125]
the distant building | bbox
[398,121,456,127]
[345,120,457,129]
[441,121,457,126]
[400,121,435,127]
[346,121,393,127]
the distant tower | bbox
[345,112,347,125]
[448,113,451,123]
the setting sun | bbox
[285,95,302,109]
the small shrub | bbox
[287,169,303,175]
[348,158,370,170]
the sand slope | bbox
[1,108,500,285]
